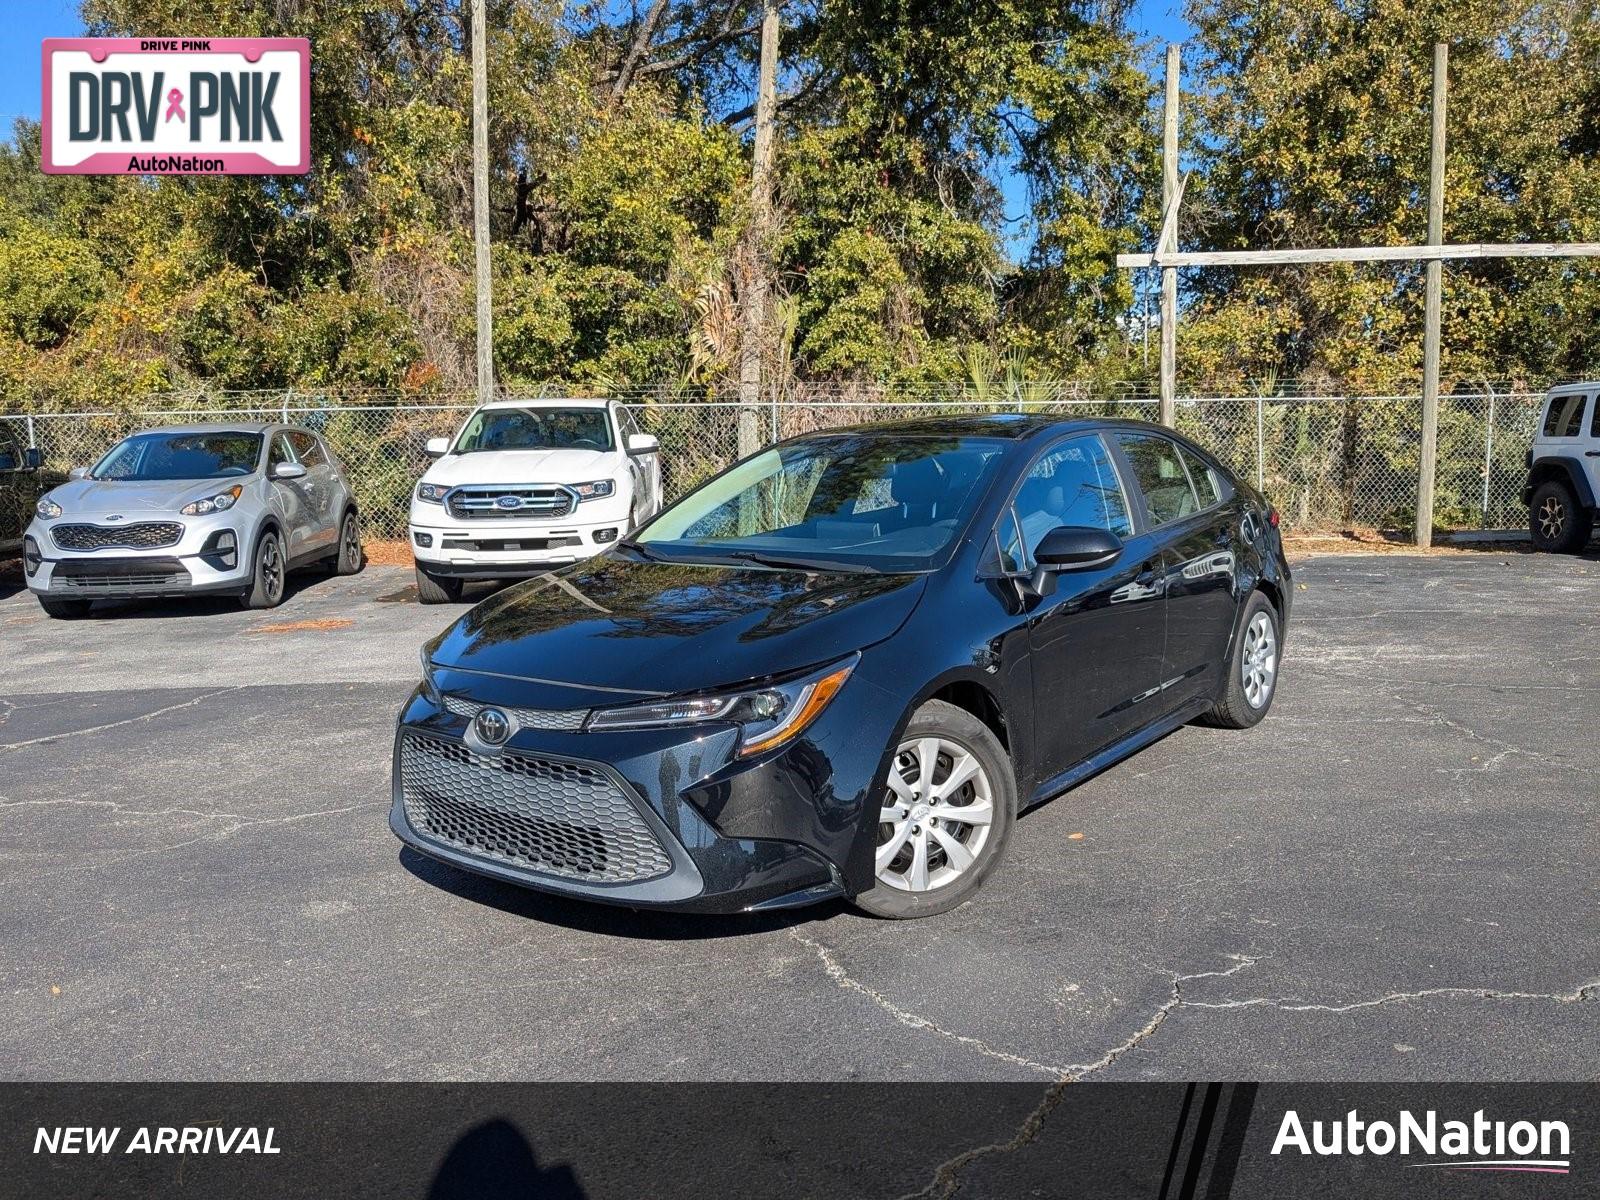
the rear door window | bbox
[1543,393,1588,438]
[1115,434,1199,528]
[1178,446,1223,508]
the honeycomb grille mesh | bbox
[399,732,671,884]
[53,522,183,550]
[441,694,588,732]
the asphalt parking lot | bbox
[1,552,1595,1082]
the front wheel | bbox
[852,700,1016,920]
[1203,591,1281,729]
[241,531,287,609]
[414,565,464,605]
[1529,479,1593,553]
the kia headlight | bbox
[571,479,615,501]
[585,656,857,757]
[180,484,243,516]
[35,496,62,519]
[416,481,450,504]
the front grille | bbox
[446,485,576,521]
[53,521,183,550]
[399,732,672,884]
[441,694,589,732]
[52,556,189,592]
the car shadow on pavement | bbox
[427,1118,585,1200]
[61,570,343,619]
[398,847,845,940]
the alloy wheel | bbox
[342,515,361,563]
[1242,610,1277,709]
[876,736,994,893]
[1539,496,1566,539]
[262,538,284,602]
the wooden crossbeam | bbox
[1117,242,1600,269]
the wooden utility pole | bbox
[1159,44,1181,427]
[1415,43,1448,548]
[737,0,780,460]
[471,0,493,405]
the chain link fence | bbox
[0,386,1544,542]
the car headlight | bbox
[416,482,450,504]
[585,656,857,757]
[180,485,243,516]
[35,497,62,519]
[571,479,615,501]
[419,646,441,704]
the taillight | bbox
[1267,507,1280,529]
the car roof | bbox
[1547,381,1600,393]
[475,397,611,411]
[801,412,1182,442]
[131,423,278,436]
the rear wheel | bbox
[414,565,463,605]
[38,595,91,620]
[1529,479,1592,553]
[332,510,364,575]
[241,531,287,609]
[852,700,1016,919]
[1203,591,1280,729]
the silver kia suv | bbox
[22,424,362,618]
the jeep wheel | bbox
[415,566,464,605]
[1529,479,1593,553]
[852,700,1016,919]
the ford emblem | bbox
[495,495,522,510]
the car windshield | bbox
[454,407,614,453]
[92,432,263,481]
[634,435,1007,572]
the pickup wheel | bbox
[38,595,91,620]
[415,566,464,605]
[1529,479,1593,553]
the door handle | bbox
[1585,450,1600,457]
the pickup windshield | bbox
[454,407,614,453]
[92,432,263,480]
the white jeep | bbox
[1524,383,1600,553]
[408,397,661,602]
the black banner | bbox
[4,1084,1592,1198]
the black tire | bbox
[37,595,91,620]
[332,510,364,575]
[852,700,1017,920]
[414,565,464,605]
[1529,479,1593,553]
[1203,591,1281,729]
[241,530,288,609]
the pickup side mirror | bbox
[425,436,451,458]
[626,433,660,456]
[67,465,90,481]
[24,447,41,470]
[270,461,308,480]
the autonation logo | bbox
[1273,1109,1572,1175]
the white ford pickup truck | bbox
[408,397,661,603]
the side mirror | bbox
[68,466,90,481]
[1034,525,1124,571]
[425,436,451,458]
[271,461,308,480]
[626,433,660,456]
[24,447,41,470]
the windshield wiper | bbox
[713,549,876,574]
[615,538,668,562]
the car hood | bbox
[423,449,619,486]
[44,477,247,516]
[429,553,928,700]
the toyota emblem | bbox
[473,707,513,746]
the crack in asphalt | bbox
[0,687,242,752]
[1187,978,1600,1013]
[888,1079,1069,1200]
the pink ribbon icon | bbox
[164,88,185,123]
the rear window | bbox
[1543,393,1588,438]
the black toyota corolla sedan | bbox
[392,415,1291,919]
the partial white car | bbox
[1524,382,1600,553]
[408,398,661,603]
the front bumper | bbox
[23,516,253,598]
[409,498,630,578]
[388,667,901,913]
